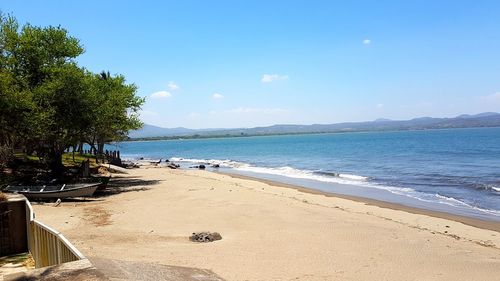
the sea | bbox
[107,127,500,221]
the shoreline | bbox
[218,171,500,232]
[31,167,500,280]
[120,154,500,224]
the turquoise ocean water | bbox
[108,127,500,221]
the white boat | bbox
[5,183,99,199]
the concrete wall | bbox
[0,196,28,256]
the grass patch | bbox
[62,153,97,167]
[0,253,29,266]
[13,153,40,162]
[0,192,7,201]
[12,152,98,167]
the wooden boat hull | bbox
[6,184,99,199]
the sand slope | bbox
[33,168,500,281]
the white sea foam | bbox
[169,156,500,217]
[435,193,473,207]
[170,157,245,167]
[338,173,369,181]
[121,155,146,161]
[434,194,500,216]
[169,157,369,184]
[234,165,372,186]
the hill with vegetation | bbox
[129,112,500,140]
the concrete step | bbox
[3,259,108,281]
[90,257,224,281]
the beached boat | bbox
[4,183,99,199]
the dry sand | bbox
[33,167,500,281]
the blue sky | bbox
[3,1,500,128]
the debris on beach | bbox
[190,232,222,243]
[98,163,129,174]
[167,163,180,169]
[121,161,140,168]
[150,159,162,166]
[189,164,206,169]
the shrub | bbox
[0,146,14,168]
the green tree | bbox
[0,13,143,175]
[32,64,95,173]
[0,12,87,174]
[0,13,22,147]
[85,71,144,157]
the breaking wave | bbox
[169,157,500,217]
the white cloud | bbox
[212,93,224,99]
[363,39,371,45]
[168,81,179,91]
[376,103,384,109]
[261,74,289,83]
[150,91,172,99]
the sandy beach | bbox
[32,167,500,281]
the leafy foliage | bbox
[86,71,144,153]
[0,13,144,174]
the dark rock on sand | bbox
[190,232,222,243]
[167,163,179,169]
[212,164,220,168]
[198,164,206,169]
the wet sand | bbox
[220,172,500,232]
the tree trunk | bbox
[97,142,105,155]
[77,142,83,154]
[97,141,105,163]
[47,148,64,178]
[87,143,99,163]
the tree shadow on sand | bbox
[25,177,160,204]
[92,177,160,198]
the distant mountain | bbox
[456,112,499,119]
[128,112,500,139]
[128,124,223,138]
[373,118,392,122]
[128,124,198,138]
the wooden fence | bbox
[25,200,85,268]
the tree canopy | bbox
[0,13,144,174]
